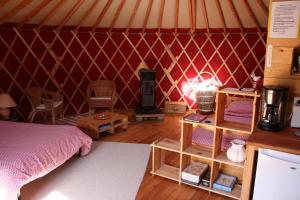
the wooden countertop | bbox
[247,128,300,155]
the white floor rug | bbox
[21,142,151,200]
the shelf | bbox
[153,138,181,153]
[181,181,210,191]
[180,111,215,128]
[181,115,215,129]
[151,164,180,182]
[182,145,212,160]
[216,121,252,134]
[211,184,242,200]
[218,87,260,97]
[182,180,242,199]
[152,85,258,200]
[214,151,244,168]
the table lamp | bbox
[0,93,16,120]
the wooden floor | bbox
[99,112,231,200]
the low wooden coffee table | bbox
[77,112,128,139]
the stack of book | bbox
[183,113,207,123]
[201,170,210,187]
[181,161,209,185]
[213,173,237,192]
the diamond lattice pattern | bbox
[0,28,266,118]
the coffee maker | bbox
[258,86,289,131]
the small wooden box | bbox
[272,46,293,65]
[265,46,294,78]
[164,101,187,114]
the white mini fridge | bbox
[253,148,300,200]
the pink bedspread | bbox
[0,121,92,197]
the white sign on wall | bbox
[269,1,300,38]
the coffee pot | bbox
[257,86,289,131]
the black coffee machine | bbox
[258,86,289,131]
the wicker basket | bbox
[195,72,218,114]
[196,90,216,113]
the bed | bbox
[192,99,253,150]
[0,121,92,200]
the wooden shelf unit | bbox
[215,88,260,134]
[151,87,260,199]
[181,180,211,191]
[153,138,181,153]
[179,114,215,129]
[216,121,252,134]
[211,184,242,200]
[151,138,181,182]
[182,145,212,160]
[214,151,245,168]
[152,164,180,182]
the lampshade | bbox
[0,93,16,108]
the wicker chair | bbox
[87,80,117,114]
[24,87,64,124]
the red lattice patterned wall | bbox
[0,28,266,118]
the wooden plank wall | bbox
[263,0,300,109]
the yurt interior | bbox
[1,0,300,200]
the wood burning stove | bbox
[140,69,156,109]
[135,69,163,117]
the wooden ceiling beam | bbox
[243,0,261,33]
[57,0,85,31]
[142,0,154,33]
[109,0,126,31]
[17,0,51,29]
[228,0,244,34]
[0,0,267,32]
[37,0,66,30]
[192,0,196,32]
[188,0,195,33]
[158,0,165,34]
[256,0,268,16]
[0,0,33,25]
[188,0,193,33]
[92,0,113,32]
[175,0,179,33]
[75,0,99,32]
[200,0,209,33]
[215,0,227,33]
[126,0,142,33]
